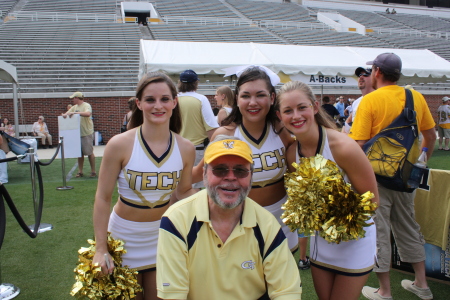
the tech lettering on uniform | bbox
[309,75,347,84]
[126,170,182,190]
[252,148,286,173]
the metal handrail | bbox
[7,11,118,23]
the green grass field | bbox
[1,143,449,299]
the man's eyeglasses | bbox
[359,73,371,77]
[211,166,250,178]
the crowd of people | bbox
[1,54,440,299]
[88,54,440,300]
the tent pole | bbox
[320,85,323,104]
[13,83,19,137]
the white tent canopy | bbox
[0,60,18,84]
[0,60,19,136]
[139,40,450,84]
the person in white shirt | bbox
[32,116,53,149]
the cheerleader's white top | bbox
[233,123,286,189]
[117,127,183,209]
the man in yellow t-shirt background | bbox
[62,91,96,178]
[349,52,436,300]
[437,96,450,151]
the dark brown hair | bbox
[222,67,281,133]
[129,72,182,133]
[177,80,198,93]
[373,65,401,82]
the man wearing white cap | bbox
[350,53,436,300]
[157,135,302,300]
[437,96,450,151]
[62,91,96,177]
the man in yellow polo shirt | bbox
[157,136,302,300]
[349,53,436,300]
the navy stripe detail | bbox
[141,127,172,163]
[251,177,283,189]
[120,197,169,209]
[187,217,203,251]
[138,266,156,273]
[310,261,373,277]
[241,122,267,145]
[160,217,185,243]
[264,228,286,260]
[298,123,323,158]
[257,291,270,300]
[253,224,265,258]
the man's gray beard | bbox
[204,176,251,210]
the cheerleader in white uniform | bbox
[276,81,379,300]
[93,72,196,300]
[193,66,298,252]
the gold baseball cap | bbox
[69,91,84,99]
[204,139,253,164]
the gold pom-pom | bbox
[70,233,143,299]
[281,154,377,244]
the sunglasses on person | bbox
[211,166,250,178]
[359,73,371,77]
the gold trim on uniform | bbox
[318,126,326,155]
[119,194,170,209]
[135,263,156,271]
[238,124,270,150]
[310,258,374,274]
[137,127,176,168]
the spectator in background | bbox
[177,69,219,188]
[335,96,346,118]
[1,118,15,137]
[343,67,374,134]
[62,91,96,178]
[122,97,136,132]
[214,85,235,125]
[321,96,340,120]
[350,53,435,300]
[437,96,450,151]
[0,134,8,184]
[32,116,53,149]
[67,104,73,111]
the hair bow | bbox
[222,65,280,87]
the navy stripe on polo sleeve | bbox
[253,224,265,258]
[264,228,286,260]
[187,217,204,251]
[160,216,185,243]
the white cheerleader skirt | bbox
[264,195,299,252]
[108,210,160,272]
[309,218,377,276]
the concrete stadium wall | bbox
[0,93,444,145]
